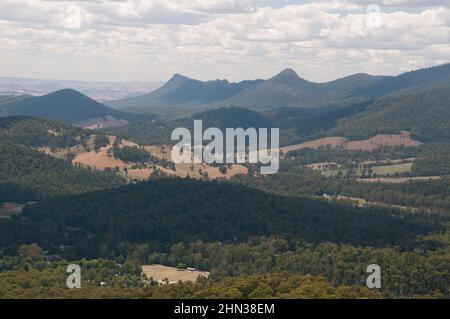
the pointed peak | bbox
[169,73,191,82]
[278,68,299,77]
[271,68,307,84]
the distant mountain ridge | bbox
[107,73,263,110]
[0,89,152,128]
[106,63,450,114]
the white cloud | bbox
[357,0,450,8]
[0,0,449,82]
[184,0,257,14]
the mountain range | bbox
[106,63,450,114]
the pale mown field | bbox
[142,265,209,284]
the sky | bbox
[0,0,449,83]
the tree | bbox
[19,244,44,262]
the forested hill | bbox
[0,117,125,202]
[0,141,125,202]
[362,63,450,99]
[1,178,444,258]
[330,86,450,143]
[0,116,89,147]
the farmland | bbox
[281,132,422,155]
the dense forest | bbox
[0,178,445,260]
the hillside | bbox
[330,86,450,143]
[0,89,152,128]
[362,63,450,98]
[0,95,29,107]
[106,64,450,114]
[0,116,249,183]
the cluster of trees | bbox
[112,142,151,164]
[93,134,110,151]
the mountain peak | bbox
[48,88,86,98]
[271,68,305,82]
[279,68,299,77]
[270,68,309,85]
[169,73,191,82]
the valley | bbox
[1,63,450,300]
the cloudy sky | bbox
[1,0,449,83]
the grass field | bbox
[371,163,413,176]
[356,176,441,184]
[142,265,210,284]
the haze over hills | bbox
[106,63,450,114]
[0,76,163,102]
[0,89,152,128]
